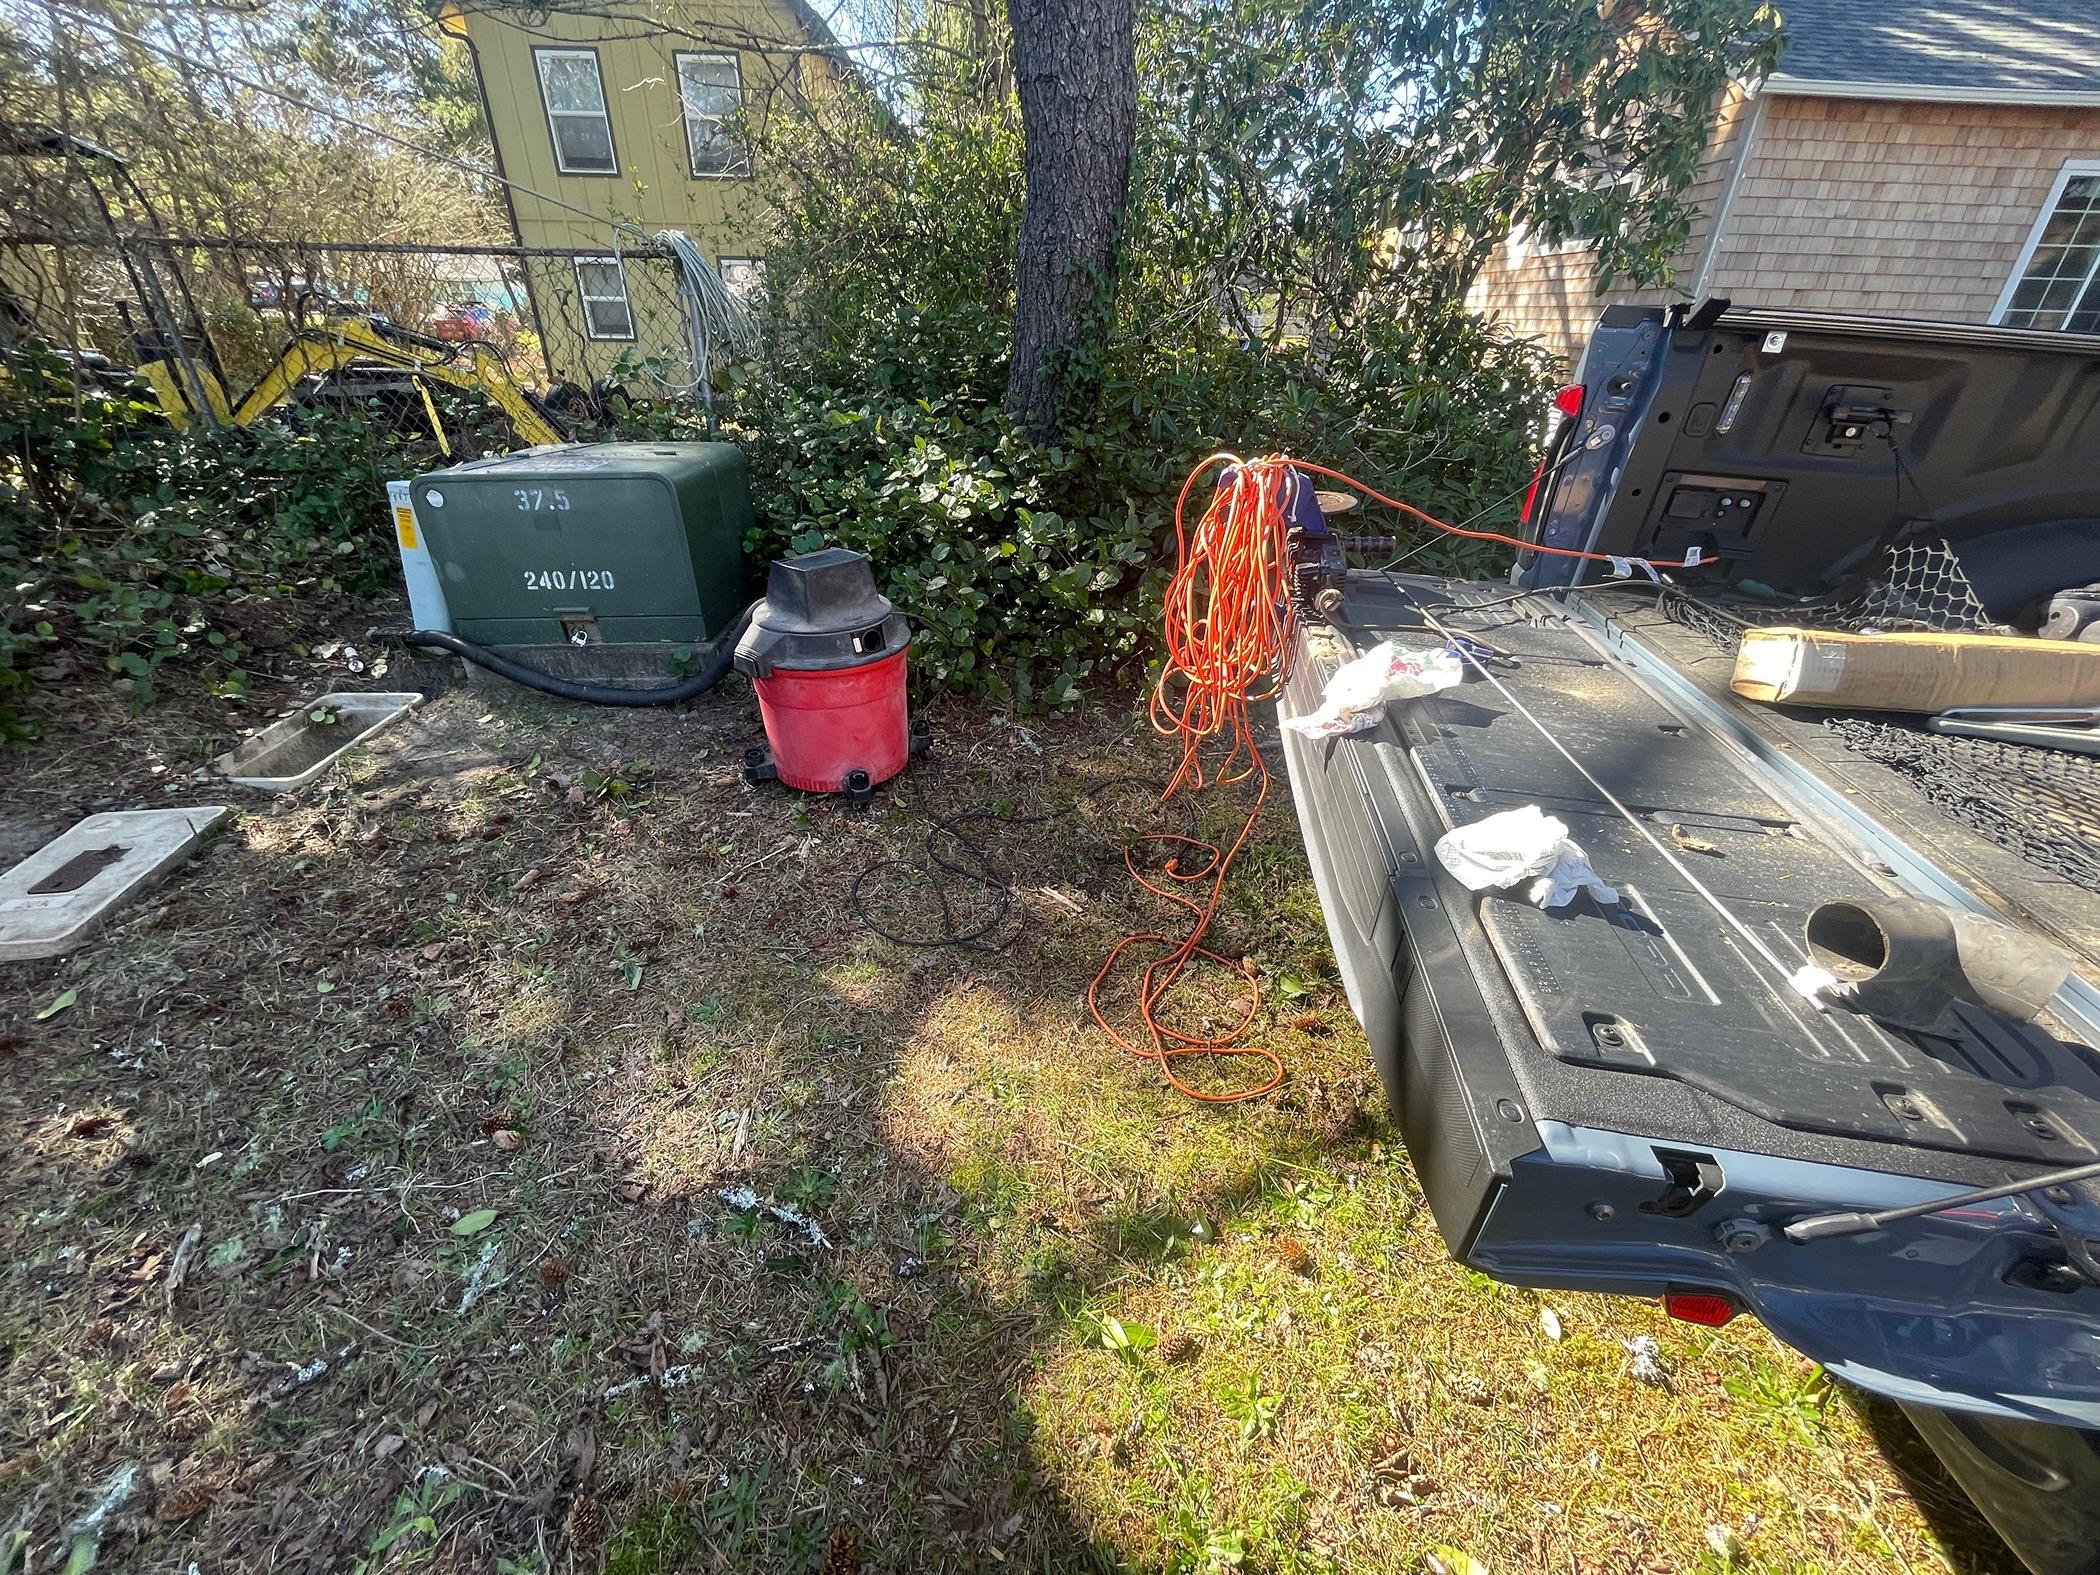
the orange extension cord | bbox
[1090,451,1710,1104]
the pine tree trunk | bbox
[1003,0,1137,441]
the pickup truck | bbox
[1278,304,2100,1575]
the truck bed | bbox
[1284,571,2100,1245]
[1581,585,2100,970]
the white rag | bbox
[1434,804,1619,909]
[1283,641,1464,739]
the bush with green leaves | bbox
[718,304,1554,703]
[706,0,1777,704]
[739,391,1164,704]
[0,343,415,737]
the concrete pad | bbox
[0,807,233,962]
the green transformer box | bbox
[408,442,751,646]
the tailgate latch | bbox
[1640,1149,1725,1218]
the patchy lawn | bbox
[0,671,2018,1573]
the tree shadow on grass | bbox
[0,683,2017,1575]
[0,691,1366,1573]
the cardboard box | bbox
[1732,626,2100,713]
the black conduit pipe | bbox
[404,604,755,708]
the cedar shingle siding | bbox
[1467,93,2100,372]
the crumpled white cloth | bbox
[1434,804,1619,909]
[1283,641,1464,738]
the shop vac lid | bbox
[733,548,910,678]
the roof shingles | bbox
[1770,0,2100,96]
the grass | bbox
[0,681,2019,1573]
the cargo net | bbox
[1653,542,2100,893]
[1825,718,2100,894]
[1659,539,2003,651]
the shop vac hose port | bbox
[1804,897,2073,1033]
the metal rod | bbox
[1784,1159,2100,1242]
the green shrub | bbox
[739,390,1164,705]
[0,342,416,735]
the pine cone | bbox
[1274,1235,1315,1278]
[567,1493,606,1549]
[823,1526,861,1574]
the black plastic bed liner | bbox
[1306,572,2100,1173]
[1583,585,2100,969]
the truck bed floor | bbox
[1306,573,2100,1182]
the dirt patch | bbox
[0,672,2017,1574]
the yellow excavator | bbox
[138,313,569,454]
[4,121,568,453]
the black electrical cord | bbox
[1784,1159,2100,1243]
[403,604,754,707]
[851,777,1193,952]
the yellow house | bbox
[444,0,837,384]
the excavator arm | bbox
[148,317,568,449]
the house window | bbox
[574,257,634,340]
[534,48,617,176]
[1998,163,2100,333]
[675,52,748,178]
[717,256,765,305]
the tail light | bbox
[1663,1290,1740,1327]
[1519,384,1586,527]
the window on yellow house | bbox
[535,48,617,176]
[675,52,748,178]
[574,257,635,340]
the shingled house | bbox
[1467,0,2100,370]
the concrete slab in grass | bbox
[0,806,234,962]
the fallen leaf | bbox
[68,1113,115,1139]
[165,1223,202,1303]
[451,1209,498,1237]
[1427,1549,1490,1575]
[372,1433,405,1460]
[619,1180,649,1204]
[36,987,79,1021]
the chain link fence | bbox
[1,229,715,449]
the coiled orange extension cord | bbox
[1088,454,1295,1103]
[1091,451,1710,1103]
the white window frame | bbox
[534,47,618,177]
[674,51,748,179]
[1992,158,2100,329]
[574,256,635,341]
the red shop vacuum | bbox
[734,548,927,805]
